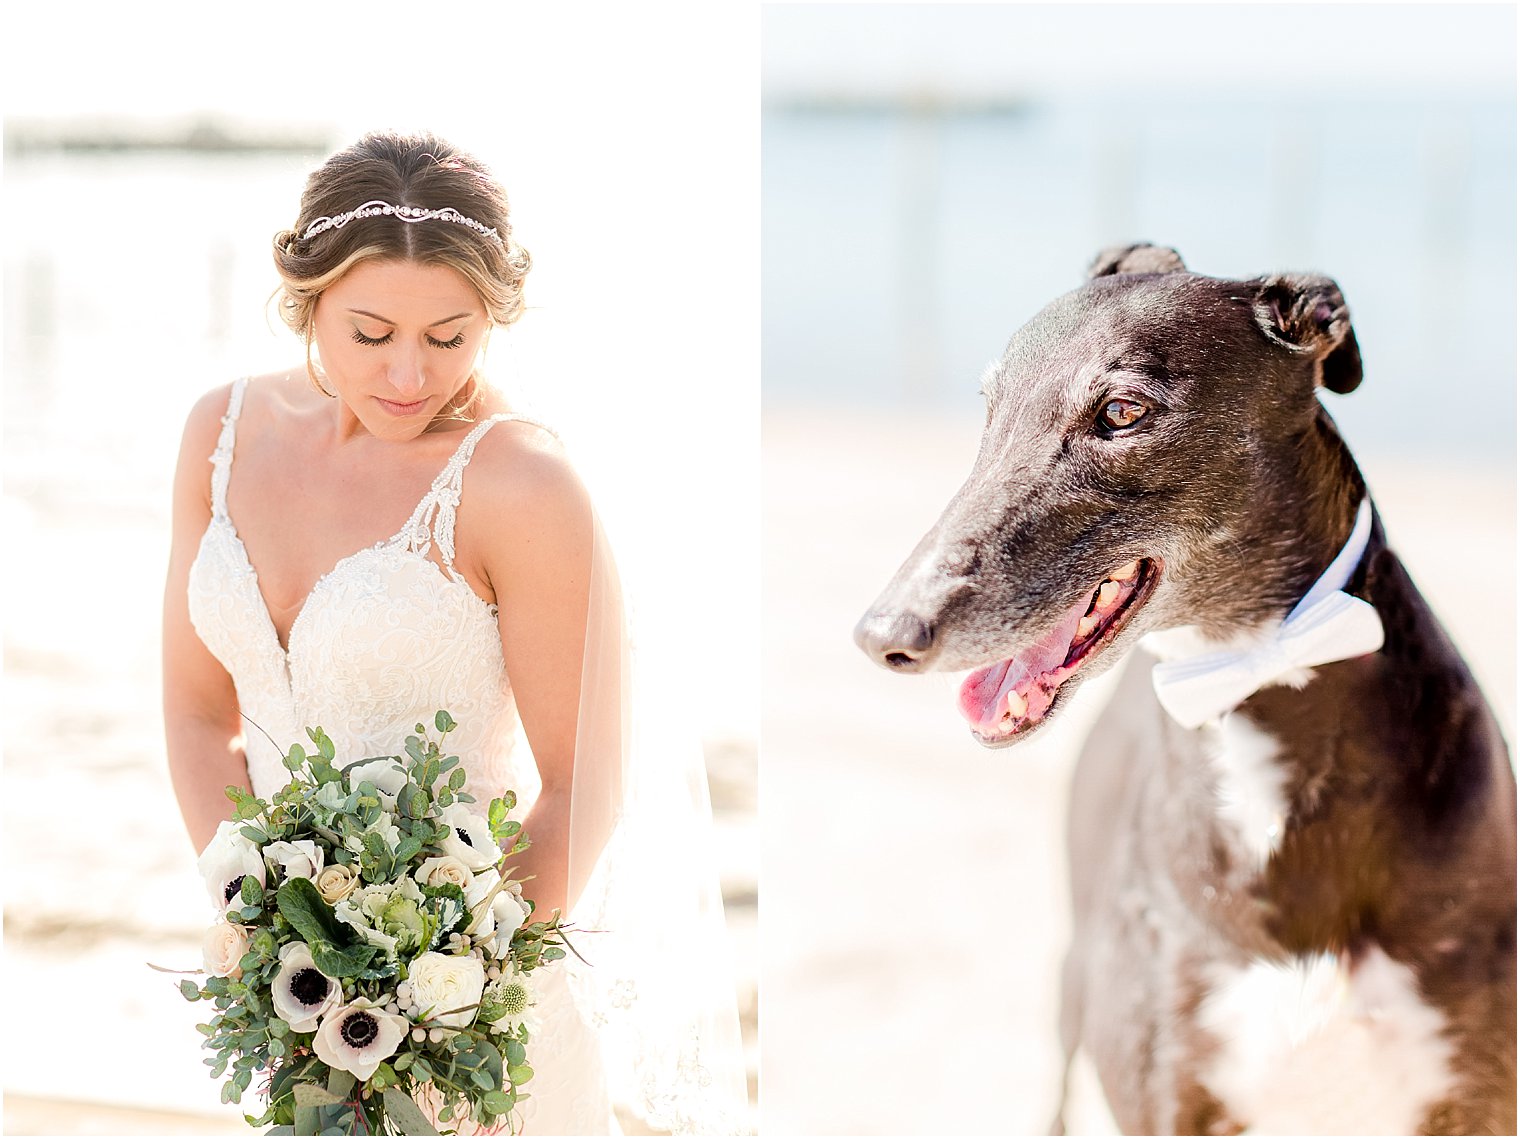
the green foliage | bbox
[181,710,562,1135]
[382,1087,440,1135]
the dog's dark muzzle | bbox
[854,610,939,672]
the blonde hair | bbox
[272,132,531,403]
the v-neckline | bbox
[218,420,499,659]
[229,523,401,657]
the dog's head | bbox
[855,243,1365,746]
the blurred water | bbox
[763,94,1516,462]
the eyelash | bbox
[350,330,466,350]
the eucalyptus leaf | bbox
[381,1087,440,1135]
[482,1090,512,1114]
[294,1103,320,1135]
[326,1068,356,1100]
[294,1083,345,1108]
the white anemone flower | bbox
[343,811,403,858]
[347,758,408,808]
[313,998,409,1081]
[488,889,534,957]
[271,942,341,1033]
[263,839,324,882]
[438,804,499,870]
[197,819,267,911]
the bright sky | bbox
[764,3,1516,99]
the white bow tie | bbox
[1151,499,1385,729]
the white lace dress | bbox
[186,377,617,1135]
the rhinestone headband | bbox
[300,199,505,246]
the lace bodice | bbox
[186,378,534,805]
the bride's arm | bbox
[472,426,609,921]
[163,386,252,853]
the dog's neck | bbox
[1172,407,1368,647]
[1163,515,1509,963]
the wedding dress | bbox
[186,377,616,1134]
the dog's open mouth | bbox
[958,557,1160,746]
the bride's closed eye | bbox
[349,329,468,349]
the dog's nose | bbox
[854,610,937,672]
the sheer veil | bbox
[491,334,750,1133]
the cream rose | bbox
[201,921,249,979]
[314,863,359,905]
[414,855,473,891]
[406,952,487,1028]
[263,839,324,882]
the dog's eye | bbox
[1098,399,1148,432]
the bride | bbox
[162,131,744,1134]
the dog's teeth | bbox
[1076,613,1100,639]
[1096,581,1120,609]
[1006,689,1028,718]
[1112,559,1140,582]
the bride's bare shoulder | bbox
[178,370,317,451]
[468,414,592,535]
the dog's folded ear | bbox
[1253,274,1363,394]
[1086,243,1187,279]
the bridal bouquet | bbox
[178,711,564,1135]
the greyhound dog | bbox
[855,245,1516,1134]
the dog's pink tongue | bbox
[957,595,1089,732]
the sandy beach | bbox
[760,405,1514,1135]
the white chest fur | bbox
[1198,948,1455,1134]
[1207,713,1291,871]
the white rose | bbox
[407,952,487,1028]
[313,998,409,1081]
[201,921,249,979]
[438,804,499,870]
[198,819,267,911]
[314,863,360,905]
[347,758,408,808]
[263,839,325,882]
[272,941,341,1033]
[414,855,474,891]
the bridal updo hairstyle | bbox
[273,131,532,380]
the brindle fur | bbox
[856,245,1516,1134]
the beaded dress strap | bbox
[399,413,557,578]
[209,378,249,521]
